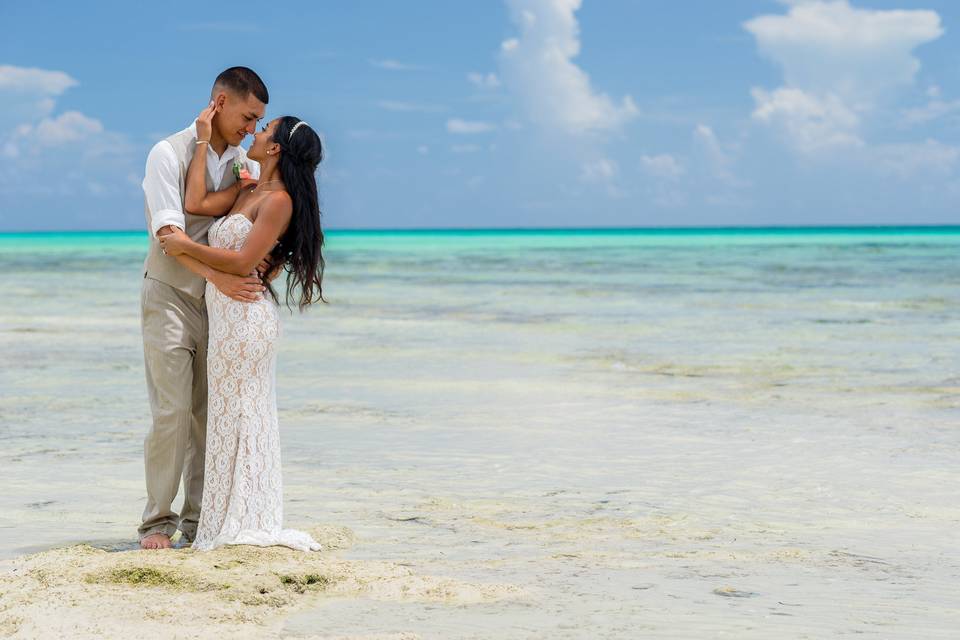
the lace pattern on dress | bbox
[192,214,320,552]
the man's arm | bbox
[143,142,186,236]
[156,226,264,302]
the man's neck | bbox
[209,130,229,158]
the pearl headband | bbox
[288,121,310,140]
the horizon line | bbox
[2,223,960,235]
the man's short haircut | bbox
[212,67,269,104]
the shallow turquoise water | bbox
[1,226,958,637]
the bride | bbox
[159,102,325,552]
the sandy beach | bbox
[1,229,959,638]
[0,525,522,639]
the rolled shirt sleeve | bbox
[142,141,184,236]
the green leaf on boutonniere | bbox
[232,160,243,180]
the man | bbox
[139,66,269,550]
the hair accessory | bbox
[288,121,310,140]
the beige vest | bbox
[142,128,247,298]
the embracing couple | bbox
[137,66,324,552]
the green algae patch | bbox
[85,566,227,592]
[277,572,334,593]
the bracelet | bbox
[196,140,210,146]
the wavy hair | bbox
[263,116,326,310]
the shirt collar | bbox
[187,120,241,162]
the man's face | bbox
[214,91,266,147]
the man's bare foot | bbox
[140,533,172,550]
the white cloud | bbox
[751,87,862,152]
[640,154,685,180]
[0,65,77,94]
[693,125,733,179]
[0,65,79,126]
[745,1,941,101]
[32,111,104,146]
[468,72,501,89]
[370,58,422,71]
[0,65,137,204]
[446,118,497,134]
[499,0,638,135]
[0,66,108,157]
[744,1,942,153]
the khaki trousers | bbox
[138,276,208,542]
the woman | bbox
[160,103,325,552]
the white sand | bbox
[0,525,525,639]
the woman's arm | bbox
[184,142,244,216]
[156,226,265,300]
[183,101,254,216]
[160,192,293,276]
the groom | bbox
[138,66,269,550]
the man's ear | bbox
[214,92,227,112]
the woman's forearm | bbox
[173,252,217,280]
[183,240,258,276]
[184,144,239,216]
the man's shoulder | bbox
[147,138,176,159]
[145,138,177,173]
[150,125,192,150]
[148,127,196,169]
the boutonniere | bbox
[232,160,252,181]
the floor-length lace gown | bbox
[192,213,321,552]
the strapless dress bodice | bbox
[209,214,252,251]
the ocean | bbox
[1,226,958,637]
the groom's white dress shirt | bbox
[142,121,260,237]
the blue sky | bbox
[2,0,960,231]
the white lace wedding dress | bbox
[192,214,321,552]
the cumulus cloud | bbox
[0,66,111,159]
[0,65,79,126]
[0,64,136,211]
[744,1,942,153]
[33,111,105,146]
[751,87,862,152]
[446,118,497,134]
[498,0,638,135]
[0,65,77,94]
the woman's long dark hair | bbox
[264,116,326,311]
